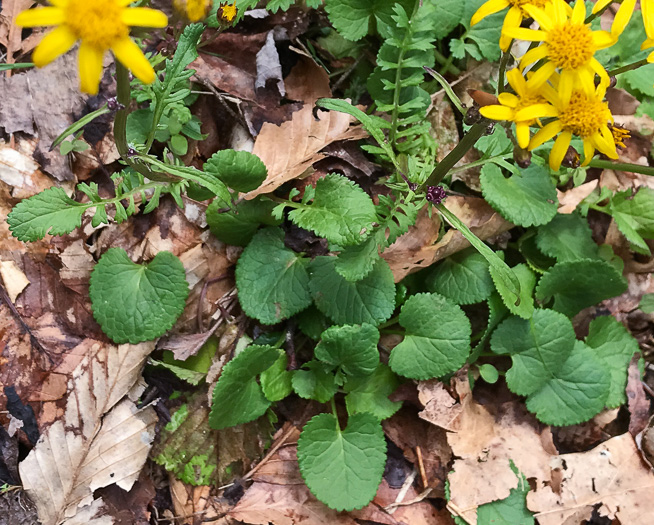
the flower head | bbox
[16,0,168,95]
[479,68,553,148]
[219,3,238,23]
[471,0,552,50]
[517,81,617,170]
[173,0,211,22]
[504,0,615,104]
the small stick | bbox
[416,446,428,490]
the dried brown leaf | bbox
[528,433,654,525]
[18,341,157,525]
[627,355,651,436]
[244,105,368,199]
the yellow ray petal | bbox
[479,104,514,121]
[498,92,519,108]
[521,45,549,69]
[523,4,554,31]
[592,30,616,49]
[499,6,523,51]
[504,27,547,42]
[507,68,527,96]
[524,61,557,90]
[571,0,586,25]
[592,0,612,14]
[515,103,558,121]
[471,0,510,26]
[612,0,636,36]
[78,43,104,95]
[112,37,156,84]
[516,123,531,149]
[529,120,563,149]
[32,25,77,67]
[121,8,168,27]
[558,69,575,106]
[581,138,595,166]
[15,7,65,27]
[549,131,572,170]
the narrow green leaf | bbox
[490,263,535,319]
[50,104,111,150]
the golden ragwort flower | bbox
[173,0,211,22]
[479,68,552,148]
[516,81,617,170]
[16,0,168,95]
[471,0,552,51]
[504,0,615,105]
[219,3,238,23]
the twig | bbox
[242,424,298,481]
[386,468,418,515]
[415,446,428,489]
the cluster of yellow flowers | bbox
[15,1,237,95]
[471,0,645,170]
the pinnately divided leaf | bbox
[235,227,312,324]
[297,412,386,511]
[389,293,471,380]
[8,186,88,242]
[209,345,281,430]
[89,248,189,344]
[288,173,377,246]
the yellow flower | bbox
[471,0,552,50]
[504,0,615,105]
[593,0,637,36]
[173,0,211,22]
[219,3,238,23]
[516,82,617,170]
[480,69,553,148]
[16,0,168,95]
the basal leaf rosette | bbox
[89,248,189,344]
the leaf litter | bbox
[1,1,654,524]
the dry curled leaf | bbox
[528,433,654,525]
[18,341,157,525]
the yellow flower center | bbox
[64,0,128,49]
[546,22,594,70]
[558,91,611,137]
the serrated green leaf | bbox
[609,188,654,254]
[324,0,405,41]
[469,292,509,363]
[334,237,380,281]
[204,150,268,193]
[535,259,627,317]
[476,463,534,525]
[315,324,380,377]
[491,309,576,396]
[585,316,639,407]
[344,363,401,420]
[206,197,281,247]
[490,263,536,319]
[292,360,338,403]
[288,173,376,246]
[309,256,396,326]
[389,293,471,380]
[209,345,281,430]
[89,248,189,344]
[536,213,599,262]
[260,353,293,402]
[429,0,464,38]
[525,341,610,426]
[426,248,494,305]
[297,412,386,511]
[8,187,88,242]
[235,227,312,324]
[480,164,558,227]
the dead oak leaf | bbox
[528,433,654,525]
[244,104,368,199]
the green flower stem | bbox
[424,67,465,115]
[607,58,649,77]
[421,121,489,190]
[584,0,615,24]
[448,153,513,174]
[497,46,514,94]
[588,159,654,176]
[377,315,400,329]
